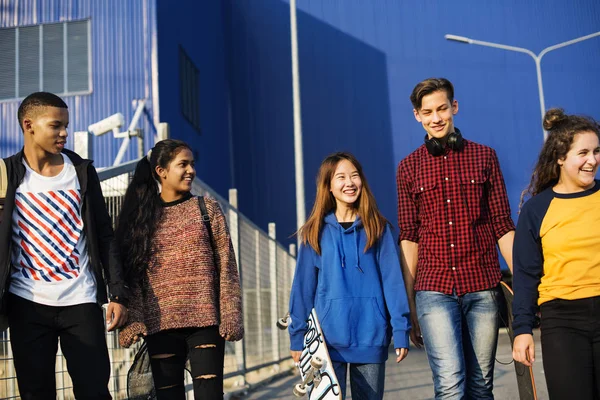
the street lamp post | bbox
[445,32,600,141]
[290,0,306,242]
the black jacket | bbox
[0,149,130,313]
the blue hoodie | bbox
[289,212,411,363]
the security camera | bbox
[88,113,125,136]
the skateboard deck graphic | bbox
[500,281,538,400]
[278,309,342,399]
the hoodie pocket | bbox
[319,297,388,347]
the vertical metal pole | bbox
[73,131,94,159]
[137,134,145,160]
[289,243,297,288]
[15,28,19,97]
[290,0,306,241]
[254,231,264,361]
[7,330,16,396]
[63,22,68,93]
[268,223,279,361]
[534,57,547,141]
[228,189,246,384]
[56,344,65,400]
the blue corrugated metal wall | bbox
[155,0,234,196]
[225,0,600,247]
[0,0,158,168]
[2,0,599,249]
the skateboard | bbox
[277,309,342,399]
[500,281,538,400]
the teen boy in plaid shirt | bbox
[396,78,515,399]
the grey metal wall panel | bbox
[0,0,158,168]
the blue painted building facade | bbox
[225,0,600,249]
[1,0,600,249]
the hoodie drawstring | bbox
[353,228,363,273]
[339,228,346,268]
[339,225,363,273]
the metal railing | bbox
[0,159,296,398]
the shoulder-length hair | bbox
[520,108,600,209]
[299,152,387,254]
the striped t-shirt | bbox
[10,154,96,306]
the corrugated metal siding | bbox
[227,0,600,244]
[154,0,234,197]
[0,0,158,168]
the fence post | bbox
[56,344,65,400]
[136,132,145,160]
[289,243,297,290]
[228,189,246,384]
[73,131,94,159]
[6,330,16,397]
[268,223,278,361]
[255,230,264,362]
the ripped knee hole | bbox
[195,344,217,349]
[157,384,179,390]
[195,374,218,379]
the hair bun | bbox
[543,108,567,131]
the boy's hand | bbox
[106,302,128,331]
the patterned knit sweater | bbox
[119,194,244,347]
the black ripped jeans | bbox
[145,326,225,400]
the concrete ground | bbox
[235,329,548,399]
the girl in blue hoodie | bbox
[289,152,411,400]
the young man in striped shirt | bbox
[0,92,129,398]
[396,78,515,399]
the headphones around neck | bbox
[424,128,464,156]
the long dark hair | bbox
[115,139,192,282]
[299,152,387,255]
[520,108,600,209]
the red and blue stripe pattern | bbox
[14,190,83,282]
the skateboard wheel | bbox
[293,383,307,397]
[277,317,290,330]
[310,356,324,369]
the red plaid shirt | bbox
[396,139,515,296]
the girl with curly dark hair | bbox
[513,108,600,399]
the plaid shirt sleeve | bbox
[486,149,515,240]
[396,160,419,243]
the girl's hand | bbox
[513,334,535,367]
[291,350,302,364]
[395,348,408,363]
[132,332,146,344]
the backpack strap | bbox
[0,158,7,212]
[198,196,215,247]
[198,196,220,313]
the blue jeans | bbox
[416,288,500,400]
[332,361,385,400]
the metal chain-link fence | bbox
[0,159,296,398]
